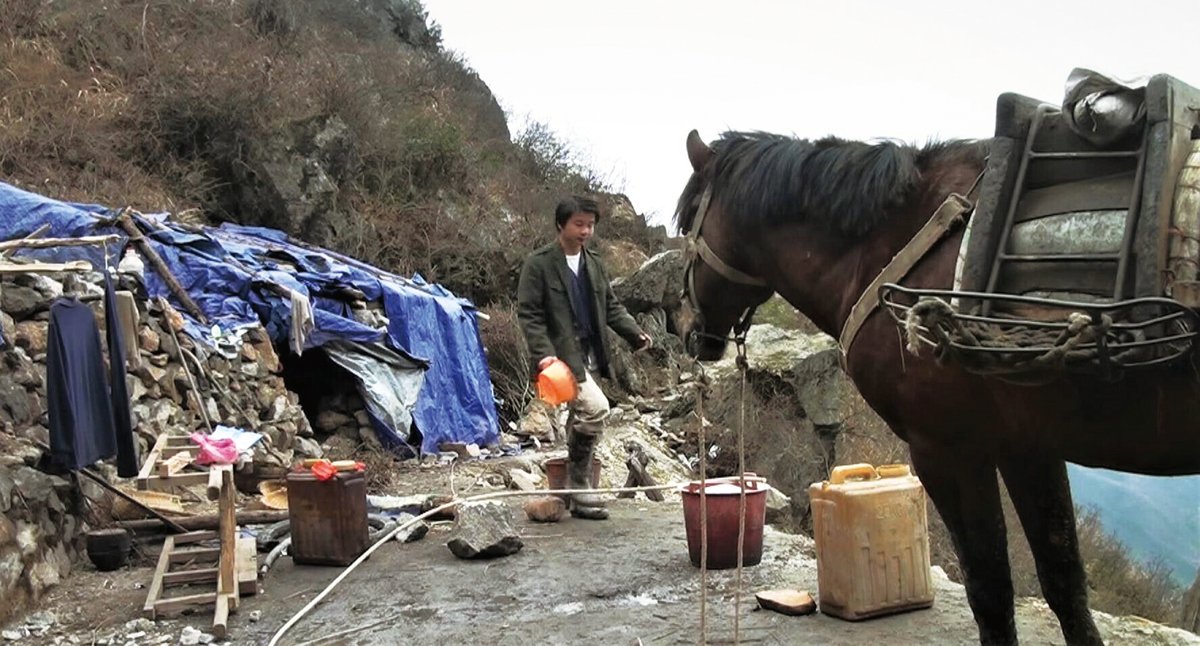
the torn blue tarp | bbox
[325,340,426,453]
[0,181,500,454]
[0,182,126,267]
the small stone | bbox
[765,486,792,525]
[148,353,169,368]
[315,410,352,432]
[137,328,160,353]
[392,513,429,543]
[2,628,24,640]
[240,343,259,363]
[248,610,262,622]
[523,496,566,523]
[13,321,47,355]
[508,469,539,492]
[178,626,202,646]
[754,589,816,616]
[122,618,151,633]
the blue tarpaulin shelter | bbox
[0,181,500,455]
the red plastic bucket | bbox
[680,475,768,569]
[543,457,602,491]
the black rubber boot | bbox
[566,431,608,520]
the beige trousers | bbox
[566,369,609,438]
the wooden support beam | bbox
[117,510,287,533]
[207,466,225,501]
[212,593,230,639]
[0,234,120,252]
[1,224,51,258]
[115,211,208,324]
[137,434,169,489]
[172,531,218,545]
[0,261,93,273]
[218,467,236,601]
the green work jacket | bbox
[516,243,643,381]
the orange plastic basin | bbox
[537,358,578,405]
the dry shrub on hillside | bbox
[476,304,532,427]
[1075,506,1184,624]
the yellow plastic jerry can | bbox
[808,463,935,620]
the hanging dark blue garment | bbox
[105,270,139,477]
[47,298,117,473]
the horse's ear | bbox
[686,129,712,172]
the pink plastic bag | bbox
[190,432,238,465]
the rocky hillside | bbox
[1,0,1193,638]
[0,0,664,307]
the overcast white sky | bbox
[422,1,1200,227]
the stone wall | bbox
[0,268,317,622]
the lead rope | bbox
[734,339,749,645]
[695,360,709,646]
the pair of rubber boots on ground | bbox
[564,430,608,520]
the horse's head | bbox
[677,130,774,360]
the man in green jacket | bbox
[517,196,651,519]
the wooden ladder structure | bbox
[981,103,1148,314]
[137,432,209,491]
[141,461,259,638]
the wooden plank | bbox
[158,451,192,477]
[117,510,288,533]
[0,234,119,252]
[137,434,169,489]
[116,211,209,324]
[0,261,93,273]
[139,472,211,491]
[237,537,259,596]
[1,223,51,258]
[172,531,218,545]
[154,591,219,615]
[169,547,221,564]
[162,568,219,586]
[142,535,175,619]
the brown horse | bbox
[675,129,1200,645]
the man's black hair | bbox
[554,196,602,229]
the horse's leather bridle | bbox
[683,186,769,345]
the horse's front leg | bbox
[911,443,1017,645]
[999,454,1103,645]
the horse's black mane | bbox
[675,131,987,238]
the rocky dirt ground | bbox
[2,453,1196,646]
